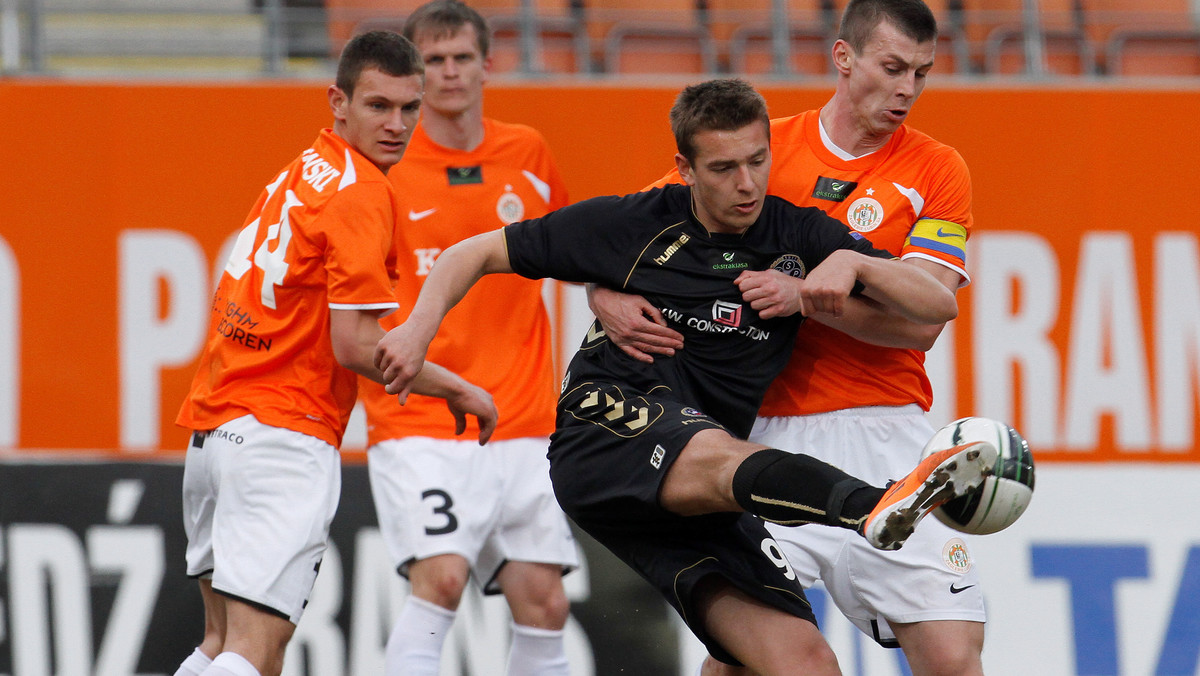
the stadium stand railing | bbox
[2,0,1199,79]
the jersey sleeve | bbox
[318,181,400,314]
[901,147,973,285]
[504,195,632,286]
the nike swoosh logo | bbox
[936,226,964,239]
[950,584,975,594]
[409,208,437,221]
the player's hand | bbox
[798,250,861,318]
[444,383,498,445]
[588,284,683,363]
[374,322,429,402]
[735,269,804,319]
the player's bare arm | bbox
[332,308,497,443]
[809,258,963,350]
[586,284,685,363]
[408,361,499,444]
[375,228,513,399]
[735,250,954,323]
[331,308,394,380]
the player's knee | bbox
[909,643,982,676]
[514,583,571,629]
[413,566,469,609]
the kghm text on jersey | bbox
[216,301,272,351]
[300,148,341,192]
[653,233,690,265]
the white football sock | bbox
[173,648,214,676]
[385,596,457,676]
[199,652,260,676]
[506,623,569,676]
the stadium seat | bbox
[967,0,1096,76]
[594,0,719,74]
[1089,0,1200,76]
[327,0,589,75]
[720,0,839,77]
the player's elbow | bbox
[911,288,957,326]
[909,322,946,351]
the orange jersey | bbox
[362,118,569,445]
[655,109,972,416]
[177,129,400,447]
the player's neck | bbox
[421,107,485,152]
[820,97,891,158]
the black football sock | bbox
[731,448,885,531]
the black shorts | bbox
[549,380,816,664]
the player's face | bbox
[839,20,934,139]
[414,25,490,118]
[328,67,424,173]
[677,121,771,235]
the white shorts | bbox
[367,436,579,594]
[182,414,341,624]
[750,405,987,646]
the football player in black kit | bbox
[376,78,997,676]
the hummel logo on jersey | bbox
[950,583,975,594]
[813,176,858,202]
[653,233,690,265]
[409,208,437,221]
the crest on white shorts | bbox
[942,537,972,573]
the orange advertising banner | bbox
[1,80,1197,462]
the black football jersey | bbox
[505,184,889,437]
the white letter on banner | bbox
[348,528,407,676]
[1063,233,1152,450]
[971,232,1061,446]
[118,230,208,451]
[8,524,93,676]
[1156,232,1200,451]
[283,541,346,676]
[0,236,17,447]
[88,526,164,676]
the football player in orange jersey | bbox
[356,3,578,675]
[588,1,985,674]
[173,31,496,676]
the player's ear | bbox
[675,153,696,186]
[832,39,853,75]
[328,84,348,121]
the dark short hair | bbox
[838,0,938,54]
[670,78,770,163]
[403,0,491,57]
[336,30,424,98]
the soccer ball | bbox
[920,416,1035,535]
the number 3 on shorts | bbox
[761,538,796,580]
[421,488,459,536]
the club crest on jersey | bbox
[496,189,525,224]
[681,407,703,416]
[769,254,806,278]
[942,537,972,573]
[846,197,885,232]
